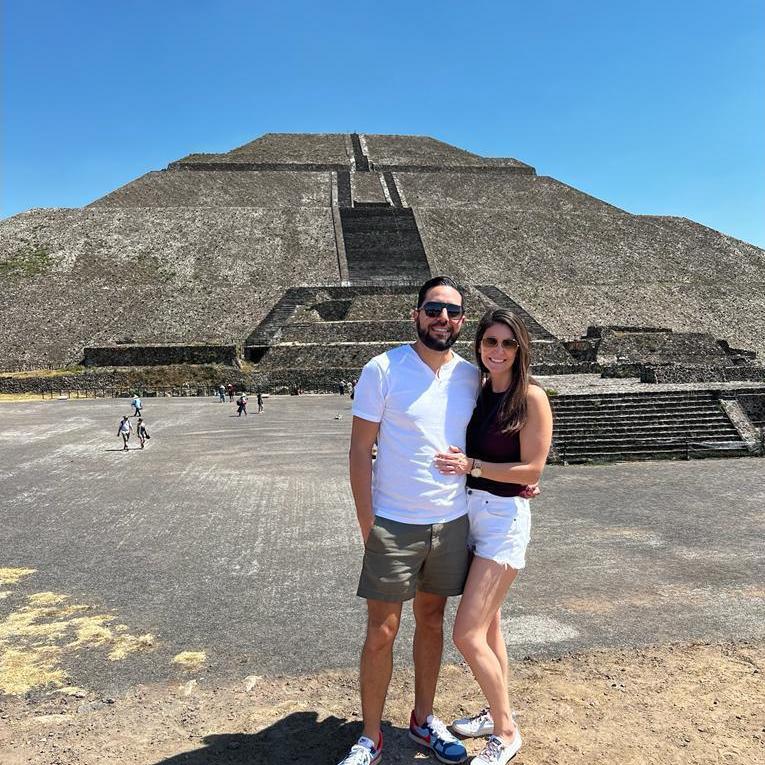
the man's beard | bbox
[416,321,460,351]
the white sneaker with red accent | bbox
[451,707,494,737]
[471,730,522,765]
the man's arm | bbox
[349,416,381,543]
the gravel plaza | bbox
[1,394,763,698]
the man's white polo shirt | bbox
[352,344,480,525]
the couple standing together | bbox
[341,276,553,765]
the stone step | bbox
[552,392,720,405]
[552,408,724,421]
[553,435,743,450]
[553,424,738,437]
[554,447,750,463]
[552,400,722,411]
[553,392,719,404]
[339,207,431,285]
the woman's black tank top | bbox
[466,387,525,497]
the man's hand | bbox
[360,517,374,544]
[434,445,471,475]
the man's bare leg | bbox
[360,598,402,741]
[412,590,447,724]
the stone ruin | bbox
[2,132,764,461]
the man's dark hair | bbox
[416,276,465,309]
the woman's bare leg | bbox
[453,556,518,741]
[487,608,509,688]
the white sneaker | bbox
[337,734,382,765]
[471,731,522,765]
[451,707,494,737]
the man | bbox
[117,415,132,451]
[339,276,479,765]
[131,394,142,417]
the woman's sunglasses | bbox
[419,301,464,319]
[481,336,519,350]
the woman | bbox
[434,308,553,765]
[136,418,150,449]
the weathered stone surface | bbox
[3,131,764,379]
[91,170,332,208]
[83,345,239,367]
[0,206,338,369]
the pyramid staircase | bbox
[550,390,751,463]
[339,207,431,284]
[475,286,557,340]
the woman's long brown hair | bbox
[473,308,538,434]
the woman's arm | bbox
[434,386,553,484]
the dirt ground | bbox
[1,641,761,765]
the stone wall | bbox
[363,135,534,171]
[0,365,249,394]
[397,173,618,212]
[640,365,765,384]
[83,345,238,367]
[174,133,352,167]
[90,171,332,208]
[594,328,729,366]
[737,393,765,426]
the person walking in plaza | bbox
[117,415,132,451]
[256,391,264,413]
[227,383,235,402]
[338,276,479,765]
[136,417,151,448]
[236,393,248,416]
[218,384,226,402]
[131,394,142,417]
[433,309,553,765]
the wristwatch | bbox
[470,459,483,478]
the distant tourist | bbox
[218,384,226,402]
[257,391,264,413]
[227,383,235,402]
[117,415,132,451]
[131,394,142,417]
[136,418,151,448]
[338,380,346,396]
[236,394,248,416]
[350,378,357,400]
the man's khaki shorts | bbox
[357,514,470,602]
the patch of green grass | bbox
[0,246,53,278]
[0,366,85,380]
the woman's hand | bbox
[520,483,540,499]
[434,445,472,475]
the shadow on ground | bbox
[151,712,424,765]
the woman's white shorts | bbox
[466,488,531,569]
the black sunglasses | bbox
[481,336,519,350]
[419,301,464,319]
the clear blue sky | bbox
[3,0,764,246]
